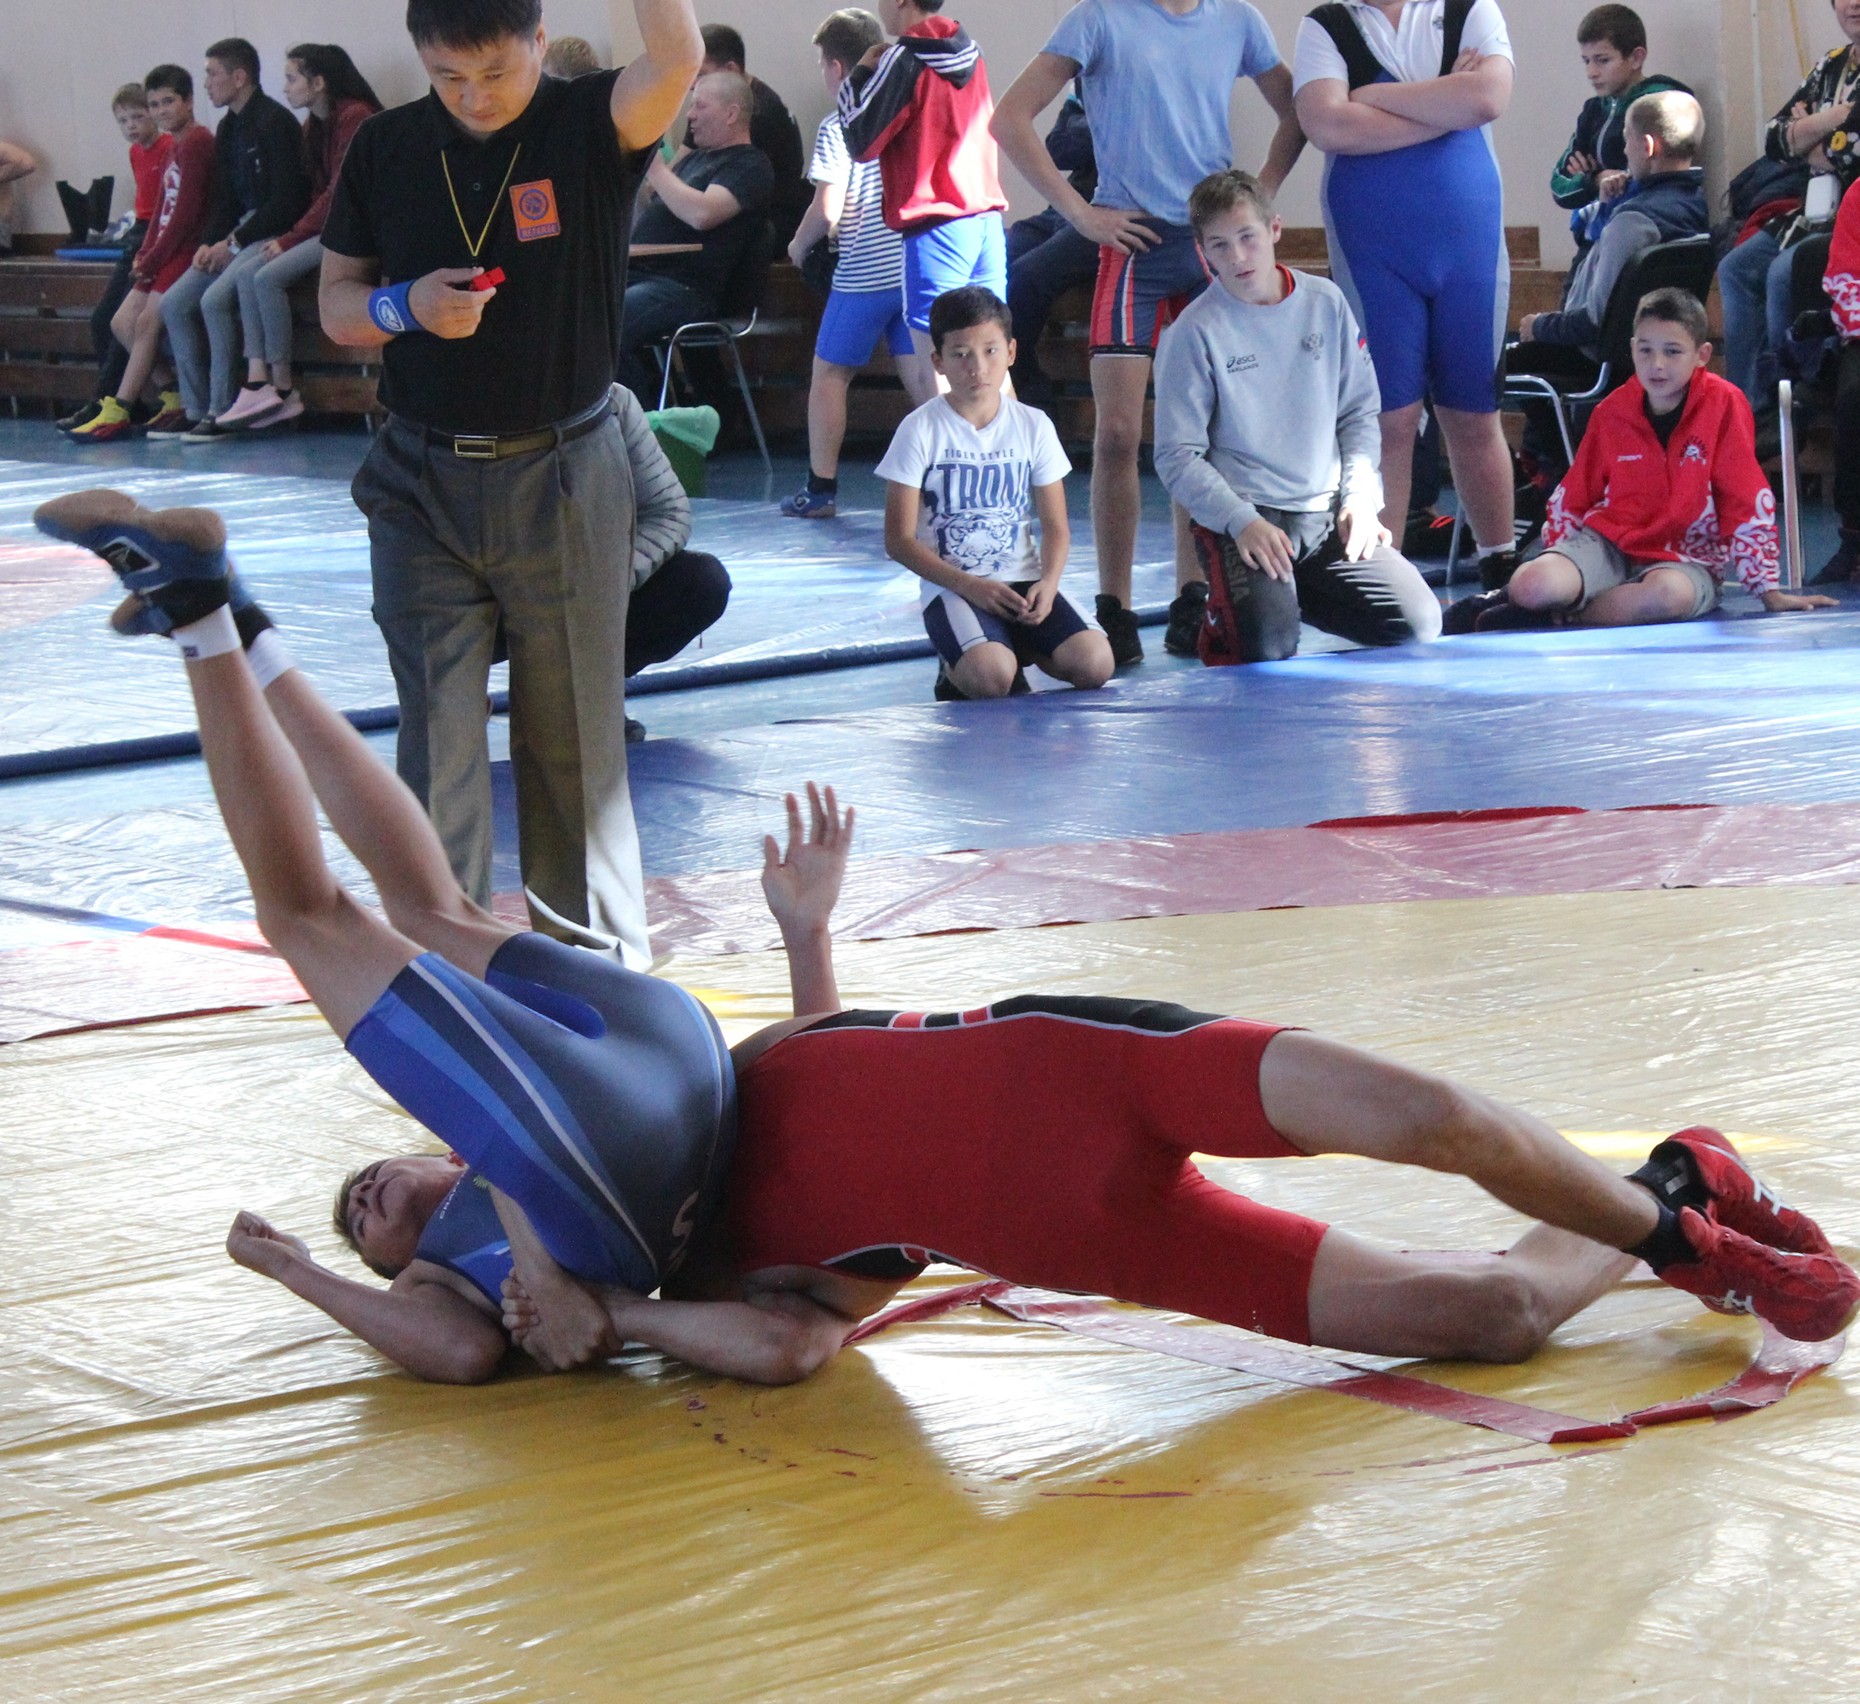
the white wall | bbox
[0,0,1842,262]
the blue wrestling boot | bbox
[35,488,237,631]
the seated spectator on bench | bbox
[1718,0,1860,408]
[1448,289,1836,632]
[1004,88,1098,403]
[878,286,1112,701]
[1152,170,1440,665]
[59,86,172,436]
[694,24,811,243]
[73,65,215,444]
[1551,6,1691,257]
[780,7,936,521]
[620,70,773,402]
[542,35,603,78]
[160,38,311,443]
[217,44,382,434]
[1512,88,1707,488]
[497,384,732,740]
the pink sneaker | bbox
[1653,1127,1835,1256]
[1661,1207,1859,1342]
[217,384,285,429]
[265,389,305,428]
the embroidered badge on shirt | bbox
[511,179,562,241]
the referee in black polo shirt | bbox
[320,0,701,967]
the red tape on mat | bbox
[846,1282,1841,1445]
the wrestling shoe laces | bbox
[1640,1126,1835,1257]
[35,487,234,630]
[1659,1206,1859,1342]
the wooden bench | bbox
[0,254,382,420]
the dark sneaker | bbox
[34,488,235,630]
[779,485,836,520]
[1660,1207,1860,1342]
[1163,580,1208,657]
[933,665,964,702]
[1475,597,1557,633]
[144,411,200,441]
[180,417,231,446]
[624,716,646,743]
[1095,594,1143,667]
[57,399,104,434]
[1646,1127,1836,1257]
[1476,549,1520,592]
[1441,589,1509,635]
[1402,509,1457,559]
[1808,532,1860,587]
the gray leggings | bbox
[234,237,324,367]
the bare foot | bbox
[492,1188,617,1371]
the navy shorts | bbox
[922,582,1092,667]
[1090,222,1212,354]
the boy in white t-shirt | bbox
[877,286,1114,700]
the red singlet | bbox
[728,996,1330,1344]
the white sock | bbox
[172,605,240,663]
[1476,542,1512,560]
[246,627,297,690]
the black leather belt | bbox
[399,393,614,460]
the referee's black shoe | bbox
[1163,581,1207,657]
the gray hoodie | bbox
[1153,268,1382,539]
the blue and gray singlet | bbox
[345,932,737,1305]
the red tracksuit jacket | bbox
[836,14,1007,234]
[1826,180,1860,338]
[1543,371,1780,596]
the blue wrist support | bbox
[368,281,418,335]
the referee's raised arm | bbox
[610,0,705,151]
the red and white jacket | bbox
[1825,177,1860,338]
[837,14,1007,234]
[1544,371,1780,596]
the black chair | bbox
[1444,233,1718,582]
[653,219,775,472]
[1500,233,1718,468]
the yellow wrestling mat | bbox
[4,885,1859,1701]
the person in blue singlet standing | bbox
[1293,0,1521,592]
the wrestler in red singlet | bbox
[728,995,1331,1343]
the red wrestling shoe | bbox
[1660,1207,1859,1342]
[1647,1126,1835,1256]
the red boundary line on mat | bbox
[845,1282,1841,1444]
[643,799,1860,957]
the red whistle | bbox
[469,268,506,292]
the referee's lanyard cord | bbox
[442,142,522,261]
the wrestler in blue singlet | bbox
[1301,0,1510,415]
[346,932,736,1298]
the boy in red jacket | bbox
[837,0,1008,365]
[1448,288,1835,631]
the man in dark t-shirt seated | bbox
[692,23,810,242]
[621,68,774,398]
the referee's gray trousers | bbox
[353,410,650,967]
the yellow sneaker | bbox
[68,395,133,442]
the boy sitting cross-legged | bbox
[1448,288,1837,633]
[878,285,1113,700]
[1151,169,1441,663]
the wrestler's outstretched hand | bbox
[226,1210,310,1279]
[761,782,854,941]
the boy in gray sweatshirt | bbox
[1153,170,1440,662]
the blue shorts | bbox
[816,285,914,368]
[902,213,1008,332]
[923,583,1092,668]
[1090,222,1212,354]
[345,932,736,1290]
[1321,129,1508,414]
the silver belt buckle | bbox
[452,434,498,459]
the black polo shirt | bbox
[323,70,648,436]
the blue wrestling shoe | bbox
[35,488,237,631]
[779,484,837,520]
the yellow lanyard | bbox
[441,143,522,259]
